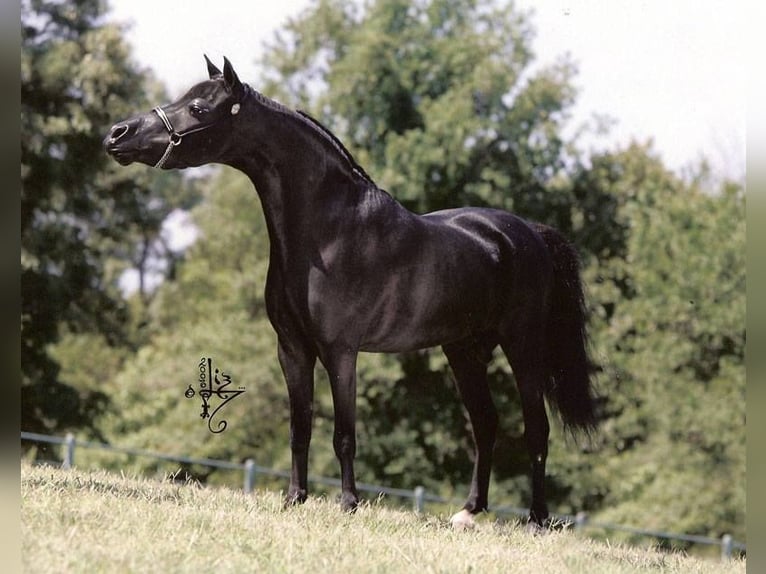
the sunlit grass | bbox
[21,463,744,573]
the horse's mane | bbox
[249,87,376,187]
[294,111,377,186]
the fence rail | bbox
[21,431,745,561]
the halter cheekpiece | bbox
[152,102,241,169]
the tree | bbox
[558,144,746,542]
[85,169,295,483]
[21,0,193,444]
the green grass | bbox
[21,463,745,573]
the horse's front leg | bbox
[324,350,360,512]
[278,337,317,507]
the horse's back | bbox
[422,207,551,272]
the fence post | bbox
[62,433,75,469]
[413,486,425,514]
[720,534,733,561]
[575,511,588,531]
[243,459,256,494]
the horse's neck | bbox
[228,104,390,261]
[233,152,365,258]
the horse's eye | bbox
[189,102,208,118]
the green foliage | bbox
[21,0,195,442]
[87,169,296,480]
[553,144,745,540]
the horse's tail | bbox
[534,223,598,434]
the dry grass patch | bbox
[21,463,745,573]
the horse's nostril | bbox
[111,124,130,142]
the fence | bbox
[21,431,745,561]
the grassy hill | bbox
[21,463,745,573]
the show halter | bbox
[152,102,240,169]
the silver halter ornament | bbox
[152,102,240,169]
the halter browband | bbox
[152,102,240,169]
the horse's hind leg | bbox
[443,338,498,529]
[501,333,550,527]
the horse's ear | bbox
[223,56,244,98]
[205,54,222,78]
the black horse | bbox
[105,57,597,528]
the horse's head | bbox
[104,56,246,169]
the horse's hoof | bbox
[450,509,476,530]
[525,514,549,534]
[339,491,359,513]
[525,520,545,535]
[283,489,307,508]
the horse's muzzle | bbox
[103,118,142,163]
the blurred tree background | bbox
[21,0,745,549]
[21,0,200,449]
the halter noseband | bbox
[152,102,241,169]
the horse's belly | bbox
[359,322,473,353]
[356,270,502,352]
